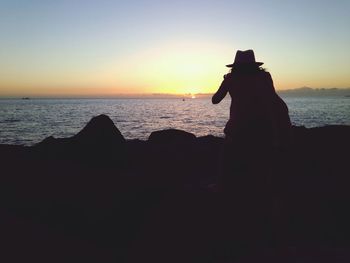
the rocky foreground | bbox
[1,115,350,262]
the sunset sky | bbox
[0,0,349,97]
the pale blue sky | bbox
[1,0,349,96]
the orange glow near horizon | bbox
[1,40,350,97]
[0,41,232,97]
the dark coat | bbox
[212,70,291,146]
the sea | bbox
[0,96,349,145]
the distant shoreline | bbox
[0,87,349,100]
[0,87,349,99]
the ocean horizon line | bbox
[0,87,350,100]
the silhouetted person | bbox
[213,49,291,149]
[212,49,291,216]
[212,50,292,250]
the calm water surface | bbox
[0,96,349,145]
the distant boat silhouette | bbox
[22,97,30,100]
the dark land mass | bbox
[1,115,350,262]
[277,87,350,97]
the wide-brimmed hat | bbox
[226,49,263,67]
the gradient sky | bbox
[0,0,349,97]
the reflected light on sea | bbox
[0,96,349,145]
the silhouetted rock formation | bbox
[73,114,125,146]
[34,114,126,163]
[1,115,350,263]
[149,129,196,144]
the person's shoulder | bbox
[258,70,271,76]
[223,73,232,79]
[258,70,272,80]
[222,73,234,84]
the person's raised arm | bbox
[212,74,229,104]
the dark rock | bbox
[34,115,126,163]
[197,135,225,145]
[34,136,70,156]
[39,136,56,144]
[35,136,56,147]
[2,121,350,262]
[149,129,196,144]
[73,114,125,146]
[71,115,126,163]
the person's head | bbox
[229,63,265,74]
[226,50,265,74]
